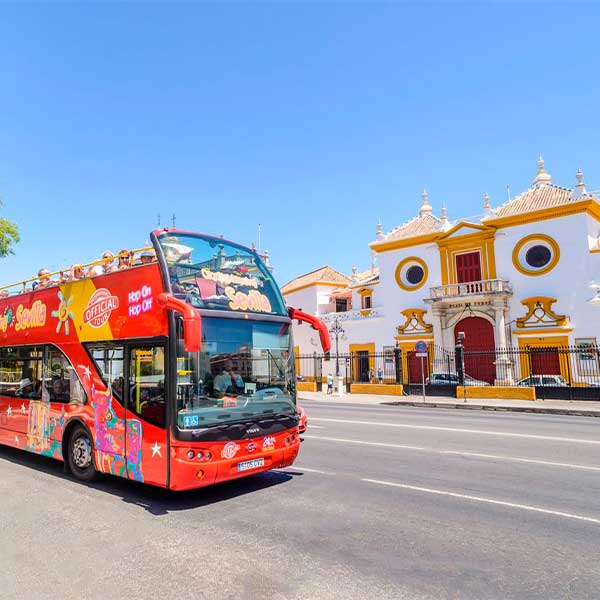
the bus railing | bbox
[0,245,155,297]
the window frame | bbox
[0,343,87,405]
[85,336,169,428]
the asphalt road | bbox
[2,401,600,600]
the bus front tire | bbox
[67,425,98,483]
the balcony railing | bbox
[429,279,512,299]
[317,307,383,323]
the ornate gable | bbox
[516,297,568,329]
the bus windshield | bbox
[157,232,287,316]
[175,317,296,430]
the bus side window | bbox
[128,346,166,428]
[86,344,125,404]
[45,347,87,405]
[0,345,43,399]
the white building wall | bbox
[495,213,600,343]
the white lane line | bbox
[308,425,325,429]
[310,418,600,445]
[362,478,600,525]
[305,435,426,452]
[281,466,334,475]
[305,435,600,472]
[439,450,600,473]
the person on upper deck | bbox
[140,250,155,265]
[117,249,132,270]
[101,251,118,274]
[88,251,117,277]
[35,268,56,290]
[69,264,85,281]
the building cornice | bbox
[282,281,348,296]
[484,198,600,228]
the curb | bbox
[380,400,600,417]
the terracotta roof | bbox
[281,266,350,294]
[486,183,597,220]
[380,213,443,242]
[350,267,379,288]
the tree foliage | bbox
[0,200,20,257]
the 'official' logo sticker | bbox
[221,441,240,460]
[84,289,119,328]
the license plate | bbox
[237,458,265,472]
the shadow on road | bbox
[0,445,300,516]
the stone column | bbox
[493,300,513,385]
[430,305,445,350]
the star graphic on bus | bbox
[51,291,75,335]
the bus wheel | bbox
[68,425,98,483]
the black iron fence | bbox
[297,345,600,400]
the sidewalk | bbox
[298,390,600,417]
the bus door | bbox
[87,344,128,475]
[126,345,168,487]
[43,347,87,454]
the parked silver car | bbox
[516,375,568,387]
[426,372,490,386]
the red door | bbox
[455,317,495,384]
[408,351,429,384]
[456,252,482,283]
[531,349,561,376]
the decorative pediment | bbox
[397,308,433,335]
[516,296,568,328]
[438,221,495,241]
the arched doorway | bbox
[454,316,496,384]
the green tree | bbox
[0,200,19,257]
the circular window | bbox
[406,265,424,285]
[525,245,551,268]
[395,257,428,291]
[512,234,560,276]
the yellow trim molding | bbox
[282,280,348,296]
[397,308,433,335]
[395,257,428,291]
[517,335,571,380]
[437,226,497,285]
[348,342,376,383]
[485,198,600,229]
[512,234,560,276]
[516,296,567,328]
[456,386,536,401]
[370,201,600,256]
[296,381,318,392]
[350,384,403,396]
[358,287,373,311]
[513,327,573,336]
[370,232,440,253]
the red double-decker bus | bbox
[0,230,329,490]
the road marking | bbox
[305,435,600,472]
[310,418,600,445]
[305,435,426,452]
[281,466,333,475]
[308,425,325,429]
[362,478,600,525]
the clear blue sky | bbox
[1,2,599,288]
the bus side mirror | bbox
[157,293,202,353]
[287,307,331,353]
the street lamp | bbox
[329,316,346,377]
